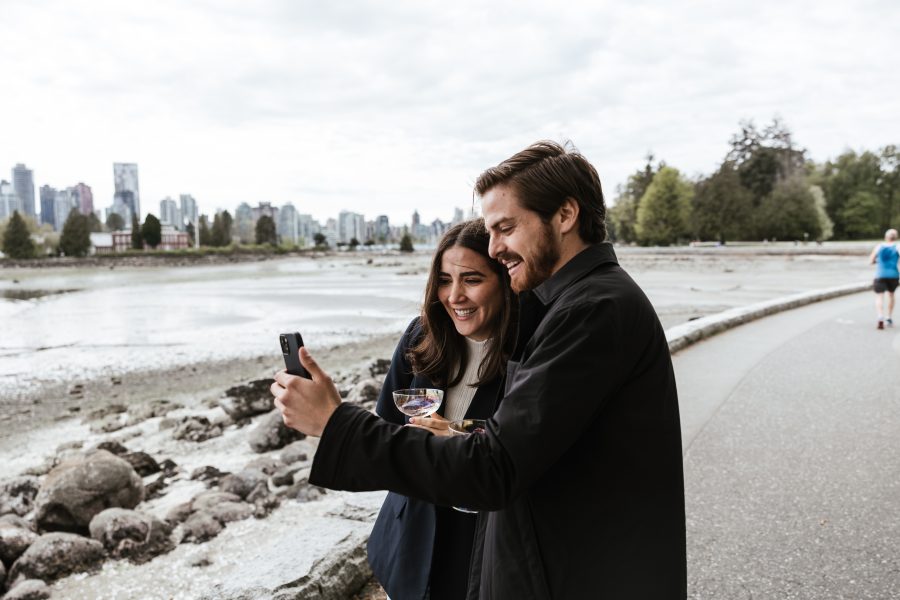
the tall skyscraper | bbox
[375,215,390,241]
[113,163,140,219]
[412,209,420,230]
[234,202,254,244]
[159,197,181,229]
[12,164,35,217]
[39,185,56,228]
[73,183,93,216]
[54,189,78,231]
[179,194,198,228]
[453,207,464,224]
[0,180,18,221]
[338,210,365,244]
[277,203,299,243]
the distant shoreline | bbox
[0,240,872,270]
[0,248,414,269]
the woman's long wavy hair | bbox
[409,218,517,388]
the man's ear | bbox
[557,197,580,235]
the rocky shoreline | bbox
[0,343,397,599]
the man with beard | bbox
[272,140,686,599]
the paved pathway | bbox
[674,292,900,599]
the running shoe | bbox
[878,320,885,329]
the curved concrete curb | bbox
[666,281,872,354]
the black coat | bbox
[367,318,502,600]
[311,244,687,599]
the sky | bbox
[2,0,898,227]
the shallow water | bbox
[0,248,873,401]
[0,255,429,399]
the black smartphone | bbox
[279,332,311,379]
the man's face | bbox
[482,184,561,293]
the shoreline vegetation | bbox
[0,239,875,271]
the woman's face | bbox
[437,246,503,342]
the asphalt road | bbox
[674,292,900,599]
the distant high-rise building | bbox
[324,218,338,248]
[113,163,140,219]
[278,203,299,243]
[338,210,365,244]
[234,202,254,244]
[453,207,464,225]
[11,164,35,217]
[73,183,93,216]
[39,185,56,228]
[375,215,390,241]
[179,194,198,228]
[297,214,317,246]
[160,197,181,229]
[54,189,78,231]
[412,209,420,230]
[0,180,18,221]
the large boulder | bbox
[219,469,268,500]
[3,579,51,600]
[190,491,242,513]
[248,410,306,453]
[33,450,144,534]
[0,477,40,517]
[0,523,38,568]
[7,532,104,587]
[347,378,381,405]
[89,508,174,563]
[178,512,223,544]
[172,416,223,442]
[279,440,311,465]
[121,451,161,477]
[220,379,276,420]
[206,502,253,525]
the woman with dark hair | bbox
[367,218,516,600]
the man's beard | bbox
[506,224,560,293]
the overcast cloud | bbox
[2,0,898,225]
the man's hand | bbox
[271,347,341,437]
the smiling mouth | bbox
[454,308,476,317]
[502,259,522,275]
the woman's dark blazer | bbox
[367,318,502,600]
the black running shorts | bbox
[874,278,899,293]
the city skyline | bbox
[2,3,897,226]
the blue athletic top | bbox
[875,243,900,279]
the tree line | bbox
[608,119,898,245]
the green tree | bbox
[210,213,226,247]
[106,212,125,231]
[692,163,754,243]
[198,216,212,246]
[809,185,834,241]
[817,150,882,238]
[221,210,233,245]
[635,167,693,246]
[131,213,143,250]
[313,232,328,248]
[185,222,196,246]
[59,209,92,257]
[255,215,277,245]
[399,232,415,252]
[349,237,360,250]
[726,119,806,203]
[2,211,35,259]
[87,212,103,233]
[608,155,658,243]
[839,190,881,239]
[142,213,162,248]
[755,178,822,241]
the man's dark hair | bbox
[474,140,607,243]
